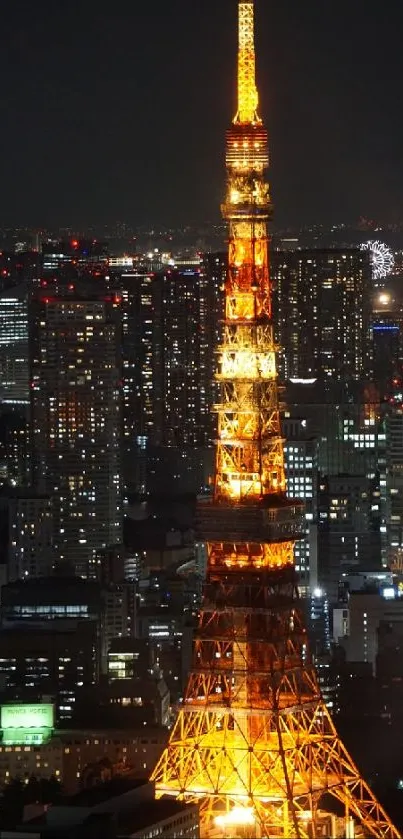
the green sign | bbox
[1,704,54,730]
[2,729,52,746]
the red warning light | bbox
[71,240,79,248]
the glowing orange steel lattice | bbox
[152,2,401,836]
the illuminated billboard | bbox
[1,704,54,730]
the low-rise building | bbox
[1,778,199,838]
[0,709,168,795]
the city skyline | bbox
[0,0,401,832]
[1,0,403,228]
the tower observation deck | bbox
[151,3,400,837]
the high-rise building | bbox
[149,267,218,494]
[318,474,382,602]
[29,281,122,578]
[151,268,210,449]
[371,321,400,399]
[0,284,29,404]
[386,412,403,569]
[283,381,386,477]
[108,264,222,497]
[309,587,331,655]
[283,417,318,592]
[272,248,372,383]
[0,576,101,721]
[152,2,397,836]
[110,271,154,497]
[369,290,403,399]
[200,253,227,424]
[0,403,30,487]
[341,590,403,675]
[283,380,389,578]
[0,488,53,581]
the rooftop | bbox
[108,638,150,654]
[118,797,198,835]
[2,575,99,591]
[22,792,197,838]
[62,777,147,808]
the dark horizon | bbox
[1,0,403,229]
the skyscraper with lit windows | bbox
[318,473,382,601]
[111,270,154,497]
[152,268,205,449]
[0,284,29,405]
[200,253,227,433]
[107,264,221,497]
[283,417,318,593]
[149,267,219,493]
[272,248,372,383]
[29,280,122,578]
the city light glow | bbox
[215,806,256,827]
[378,292,391,306]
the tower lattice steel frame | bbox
[151,3,400,836]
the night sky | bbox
[2,0,403,228]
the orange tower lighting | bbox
[151,2,401,837]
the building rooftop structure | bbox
[120,798,199,837]
[8,778,199,839]
[60,776,148,808]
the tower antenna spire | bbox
[235,0,260,124]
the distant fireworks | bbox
[360,240,394,280]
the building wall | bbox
[131,804,199,839]
[0,727,168,794]
[151,269,210,450]
[283,418,318,590]
[29,285,122,577]
[272,248,372,383]
[318,474,382,602]
[0,404,30,487]
[386,412,403,568]
[1,492,53,580]
[0,286,29,404]
[0,617,99,722]
[118,272,154,497]
[110,263,223,496]
[341,592,403,673]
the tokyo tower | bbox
[151,2,400,837]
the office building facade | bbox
[29,281,122,577]
[0,488,53,581]
[0,285,29,404]
[318,474,382,602]
[272,248,372,383]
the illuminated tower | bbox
[152,3,400,837]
